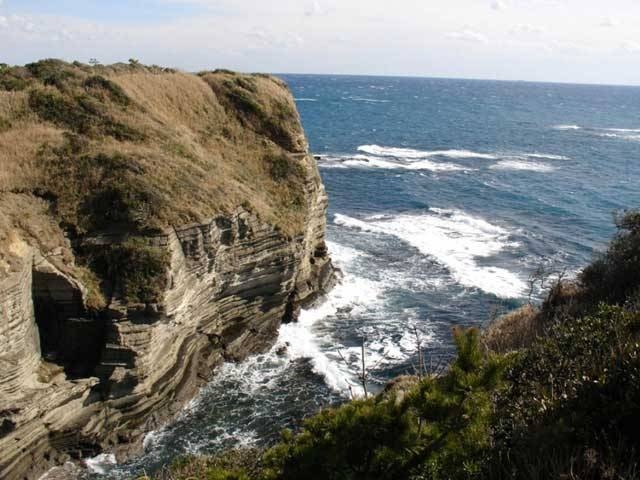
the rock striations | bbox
[0,60,335,479]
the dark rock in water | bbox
[276,342,290,356]
[337,305,354,315]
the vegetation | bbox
[0,59,310,238]
[83,238,170,304]
[155,210,640,479]
[0,59,312,306]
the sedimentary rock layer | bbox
[0,62,334,479]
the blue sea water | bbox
[85,75,640,478]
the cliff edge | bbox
[0,60,335,479]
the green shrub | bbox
[265,153,303,183]
[490,305,640,478]
[85,238,169,304]
[26,59,77,88]
[83,75,132,106]
[581,209,640,305]
[39,141,161,233]
[0,67,31,91]
[28,87,143,141]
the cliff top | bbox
[0,59,310,246]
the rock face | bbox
[0,62,334,480]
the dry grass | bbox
[482,304,541,354]
[0,60,310,240]
[0,193,76,276]
[0,122,63,191]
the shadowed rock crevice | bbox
[32,270,105,379]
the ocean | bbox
[87,75,640,478]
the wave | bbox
[294,98,318,102]
[603,128,640,133]
[358,144,497,159]
[522,153,570,161]
[553,124,581,130]
[278,241,384,395]
[342,96,391,103]
[597,132,640,141]
[553,125,640,141]
[317,154,467,172]
[490,160,556,172]
[334,210,525,299]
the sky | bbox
[1,0,640,85]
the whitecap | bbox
[357,144,497,159]
[294,98,318,102]
[601,127,640,133]
[490,160,556,172]
[553,124,581,130]
[318,153,467,172]
[334,210,525,299]
[345,96,391,103]
[522,153,570,161]
[597,132,640,141]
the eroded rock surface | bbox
[0,62,334,479]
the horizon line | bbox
[271,71,640,89]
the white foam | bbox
[553,124,581,130]
[552,125,640,142]
[318,153,467,172]
[352,155,466,172]
[279,249,384,395]
[597,132,640,141]
[84,454,117,474]
[358,144,497,159]
[522,153,570,160]
[334,210,525,298]
[343,96,391,103]
[602,128,640,133]
[295,98,318,102]
[490,160,556,172]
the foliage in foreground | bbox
[154,210,640,480]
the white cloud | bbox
[509,24,544,36]
[305,0,327,16]
[447,29,488,44]
[1,0,640,85]
[599,17,617,28]
[621,41,640,54]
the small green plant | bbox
[265,153,302,182]
[0,116,11,133]
[85,238,169,304]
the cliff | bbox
[0,60,335,479]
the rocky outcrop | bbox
[0,62,335,480]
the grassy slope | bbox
[155,210,640,480]
[0,59,310,303]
